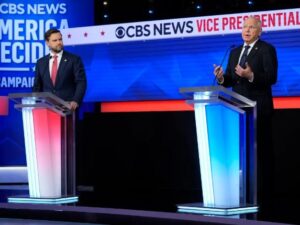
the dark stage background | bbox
[75,108,300,224]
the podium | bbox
[177,86,258,215]
[8,92,78,204]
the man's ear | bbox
[258,28,262,37]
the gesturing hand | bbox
[235,63,253,80]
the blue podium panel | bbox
[207,105,242,207]
[178,86,257,215]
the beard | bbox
[51,45,63,53]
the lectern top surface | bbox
[179,86,256,108]
[8,92,72,116]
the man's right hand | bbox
[213,64,224,83]
[69,101,79,111]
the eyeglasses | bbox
[242,25,258,30]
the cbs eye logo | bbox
[115,26,125,39]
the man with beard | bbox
[33,28,87,197]
[33,28,87,110]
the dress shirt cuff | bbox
[248,72,254,83]
[217,76,224,84]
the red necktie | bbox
[51,55,58,85]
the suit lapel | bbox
[234,46,243,64]
[247,40,260,61]
[56,52,68,86]
[42,55,52,85]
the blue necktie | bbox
[239,45,250,68]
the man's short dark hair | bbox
[44,28,61,41]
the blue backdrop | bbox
[1,4,300,166]
[66,29,300,102]
[0,0,94,166]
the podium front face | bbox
[178,86,257,215]
[8,93,77,204]
[23,100,62,198]
[194,99,244,207]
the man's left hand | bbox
[69,101,78,111]
[235,63,254,80]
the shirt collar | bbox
[244,39,259,48]
[50,50,63,58]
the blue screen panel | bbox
[66,29,300,102]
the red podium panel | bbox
[8,92,77,204]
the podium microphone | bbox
[212,44,236,85]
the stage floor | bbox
[0,184,297,225]
[0,218,106,225]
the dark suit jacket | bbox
[33,51,87,104]
[222,39,278,116]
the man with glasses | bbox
[213,16,278,219]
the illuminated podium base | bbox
[177,203,258,216]
[8,195,78,205]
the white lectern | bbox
[177,86,258,215]
[8,92,78,204]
